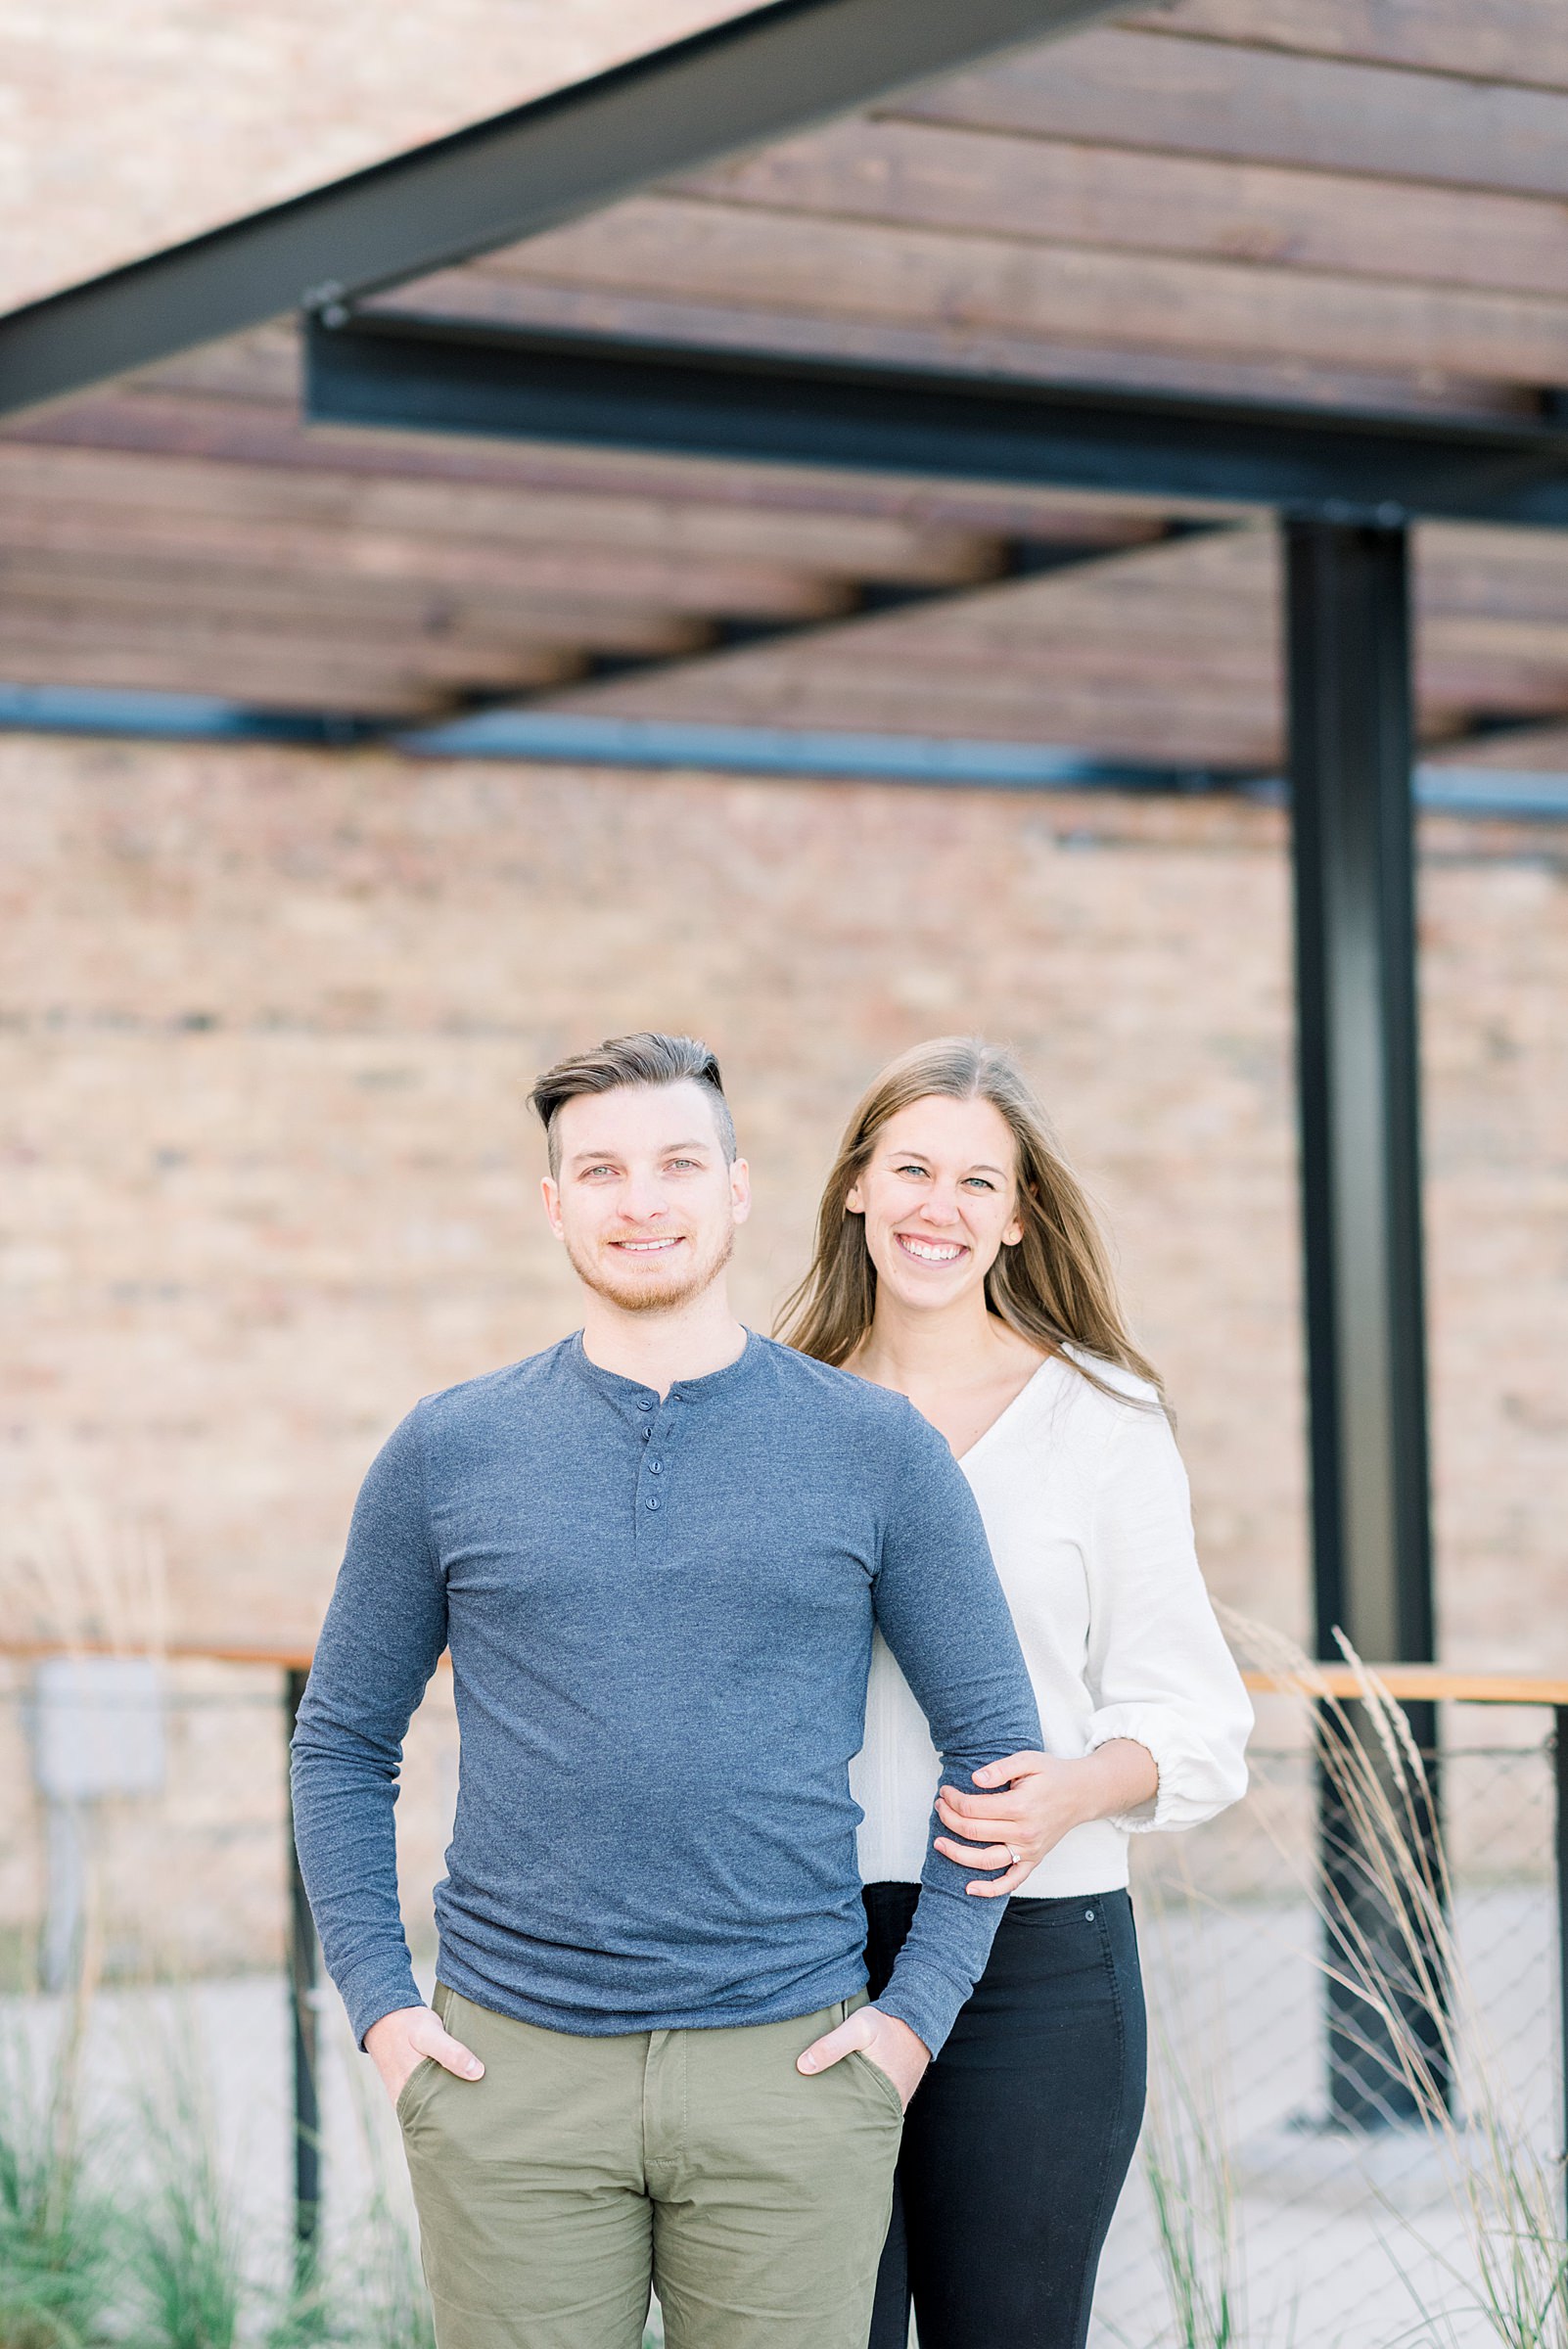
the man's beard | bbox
[565,1222,735,1314]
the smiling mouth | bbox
[612,1236,684,1255]
[895,1233,967,1266]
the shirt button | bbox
[646,1495,661,1511]
[649,1459,662,1473]
[641,1427,651,1443]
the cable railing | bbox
[1,1641,1563,2344]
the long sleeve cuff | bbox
[341,1953,426,2050]
[874,1949,973,2058]
[1086,1700,1250,1833]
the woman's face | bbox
[847,1092,1024,1317]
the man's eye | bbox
[668,1157,702,1172]
[582,1164,618,1178]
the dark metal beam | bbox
[1284,519,1448,2131]
[0,0,1118,421]
[307,309,1568,530]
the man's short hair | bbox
[530,1032,737,1178]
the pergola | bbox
[6,0,1567,2168]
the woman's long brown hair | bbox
[775,1036,1165,1406]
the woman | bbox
[778,1037,1252,2349]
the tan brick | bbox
[1,731,1564,1966]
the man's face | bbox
[541,1080,751,1314]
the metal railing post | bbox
[1555,1706,1568,2234]
[285,1666,321,2279]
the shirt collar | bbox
[567,1327,760,1407]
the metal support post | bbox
[285,1667,321,2277]
[1284,517,1449,2130]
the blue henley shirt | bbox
[291,1330,1041,2056]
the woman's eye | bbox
[894,1164,928,1178]
[963,1176,996,1191]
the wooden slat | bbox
[550,666,1281,763]
[0,582,580,673]
[566,524,1272,657]
[3,394,1190,548]
[0,591,586,690]
[0,546,715,661]
[576,658,1477,753]
[1124,0,1568,95]
[554,528,1282,754]
[1419,677,1568,723]
[6,388,1192,542]
[1414,703,1484,745]
[0,637,448,716]
[0,485,856,621]
[1424,720,1568,771]
[769,638,1277,694]
[0,629,481,718]
[0,505,1302,762]
[952,520,1270,604]
[544,517,1538,755]
[0,438,1017,590]
[677,119,1568,301]
[478,194,1568,386]
[563,613,1281,695]
[857,599,1275,653]
[1419,617,1568,710]
[1417,524,1568,719]
[124,324,302,407]
[898,27,1568,203]
[1421,608,1568,656]
[1419,692,1568,731]
[1244,1665,1568,1706]
[1421,525,1568,622]
[1424,522,1568,576]
[400,261,1520,423]
[0,443,1268,746]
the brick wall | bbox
[2,730,1564,1969]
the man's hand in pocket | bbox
[795,2004,929,2109]
[365,2004,484,2106]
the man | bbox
[292,1032,1039,2349]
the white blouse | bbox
[852,1350,1254,1898]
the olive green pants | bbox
[397,1984,904,2349]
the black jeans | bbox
[863,1881,1146,2349]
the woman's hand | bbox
[934,1740,1159,1896]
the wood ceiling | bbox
[7,0,1568,770]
